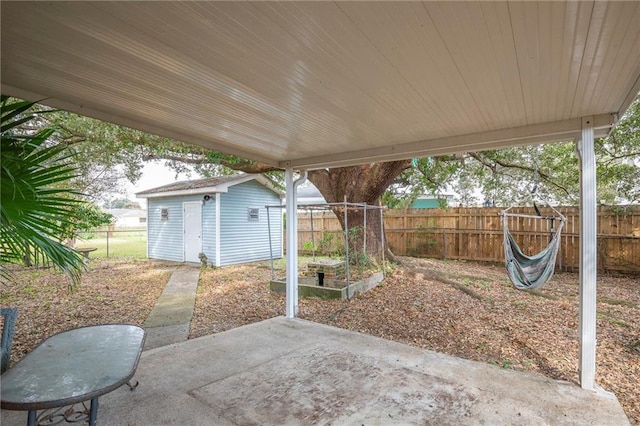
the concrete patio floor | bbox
[2,317,629,425]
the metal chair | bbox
[1,307,18,373]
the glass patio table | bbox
[1,324,145,426]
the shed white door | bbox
[183,201,202,263]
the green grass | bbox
[75,229,147,259]
[596,312,630,328]
[599,297,637,308]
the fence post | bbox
[442,228,446,259]
[363,204,367,256]
[379,204,386,276]
[310,209,316,261]
[343,198,350,298]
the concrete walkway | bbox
[142,266,201,351]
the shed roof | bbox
[136,174,281,199]
[1,2,638,169]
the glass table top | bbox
[1,324,145,410]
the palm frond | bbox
[1,96,86,285]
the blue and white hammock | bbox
[501,207,565,290]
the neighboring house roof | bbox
[104,208,147,218]
[296,185,327,205]
[415,194,455,201]
[136,174,282,199]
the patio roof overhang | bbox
[1,1,638,170]
[2,1,639,394]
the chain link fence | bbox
[75,227,147,259]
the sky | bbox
[124,162,202,209]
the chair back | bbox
[1,307,18,374]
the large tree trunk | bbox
[308,161,410,263]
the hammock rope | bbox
[501,206,565,290]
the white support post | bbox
[577,116,597,390]
[284,168,307,318]
[285,168,298,318]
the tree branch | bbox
[600,151,640,166]
[468,152,571,196]
[58,135,88,146]
[142,153,280,173]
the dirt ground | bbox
[192,256,639,424]
[2,257,638,423]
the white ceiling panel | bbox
[1,1,639,169]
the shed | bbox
[136,174,282,266]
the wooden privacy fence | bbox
[297,206,640,274]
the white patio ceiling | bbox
[1,1,639,170]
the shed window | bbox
[247,208,260,222]
[160,208,169,221]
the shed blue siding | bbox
[146,179,280,266]
[219,180,282,266]
[147,195,207,262]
